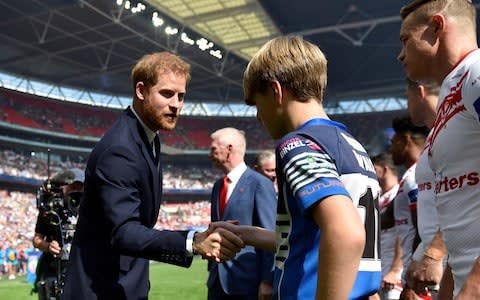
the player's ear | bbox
[431,14,445,36]
[271,81,283,105]
[418,84,426,100]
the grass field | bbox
[0,259,208,300]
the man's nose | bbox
[397,48,405,63]
[169,94,182,109]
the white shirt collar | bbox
[130,105,157,144]
[224,162,247,200]
[226,162,247,184]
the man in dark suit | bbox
[207,127,277,300]
[62,52,243,300]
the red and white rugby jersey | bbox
[380,184,400,212]
[394,163,418,270]
[426,49,480,295]
[415,150,438,254]
[380,183,400,277]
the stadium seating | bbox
[0,87,401,152]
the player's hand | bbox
[382,268,402,291]
[208,220,241,236]
[409,256,443,295]
[193,225,244,262]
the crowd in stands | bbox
[0,190,37,280]
[162,164,220,190]
[0,87,398,152]
[163,117,275,150]
[154,201,211,231]
[0,150,84,180]
[0,88,118,136]
[0,149,220,190]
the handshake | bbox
[192,221,273,262]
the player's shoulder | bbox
[276,131,327,160]
[464,57,480,92]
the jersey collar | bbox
[298,118,347,132]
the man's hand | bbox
[49,240,61,257]
[258,280,273,300]
[193,225,244,262]
[382,268,402,291]
[408,256,443,295]
[399,288,421,300]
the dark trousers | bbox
[208,275,258,300]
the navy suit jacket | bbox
[207,167,277,296]
[62,108,192,300]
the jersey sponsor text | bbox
[435,172,479,193]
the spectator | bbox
[253,150,277,193]
[208,127,276,300]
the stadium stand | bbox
[0,87,399,152]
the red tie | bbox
[219,176,229,218]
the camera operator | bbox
[32,168,84,300]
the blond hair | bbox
[400,0,476,30]
[243,36,327,105]
[131,52,191,92]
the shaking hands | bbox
[193,221,275,262]
[192,221,244,262]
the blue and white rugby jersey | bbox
[273,118,381,300]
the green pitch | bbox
[0,259,208,300]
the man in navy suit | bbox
[207,127,277,300]
[62,52,243,300]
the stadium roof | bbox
[0,0,479,109]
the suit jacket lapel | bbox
[126,107,161,225]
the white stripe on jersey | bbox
[340,132,365,152]
[340,174,380,206]
[283,152,339,195]
[283,152,336,175]
[359,259,382,272]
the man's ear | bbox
[432,14,445,36]
[271,80,283,105]
[135,81,146,101]
[418,84,427,100]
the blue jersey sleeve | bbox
[278,134,350,216]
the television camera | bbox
[35,168,84,300]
